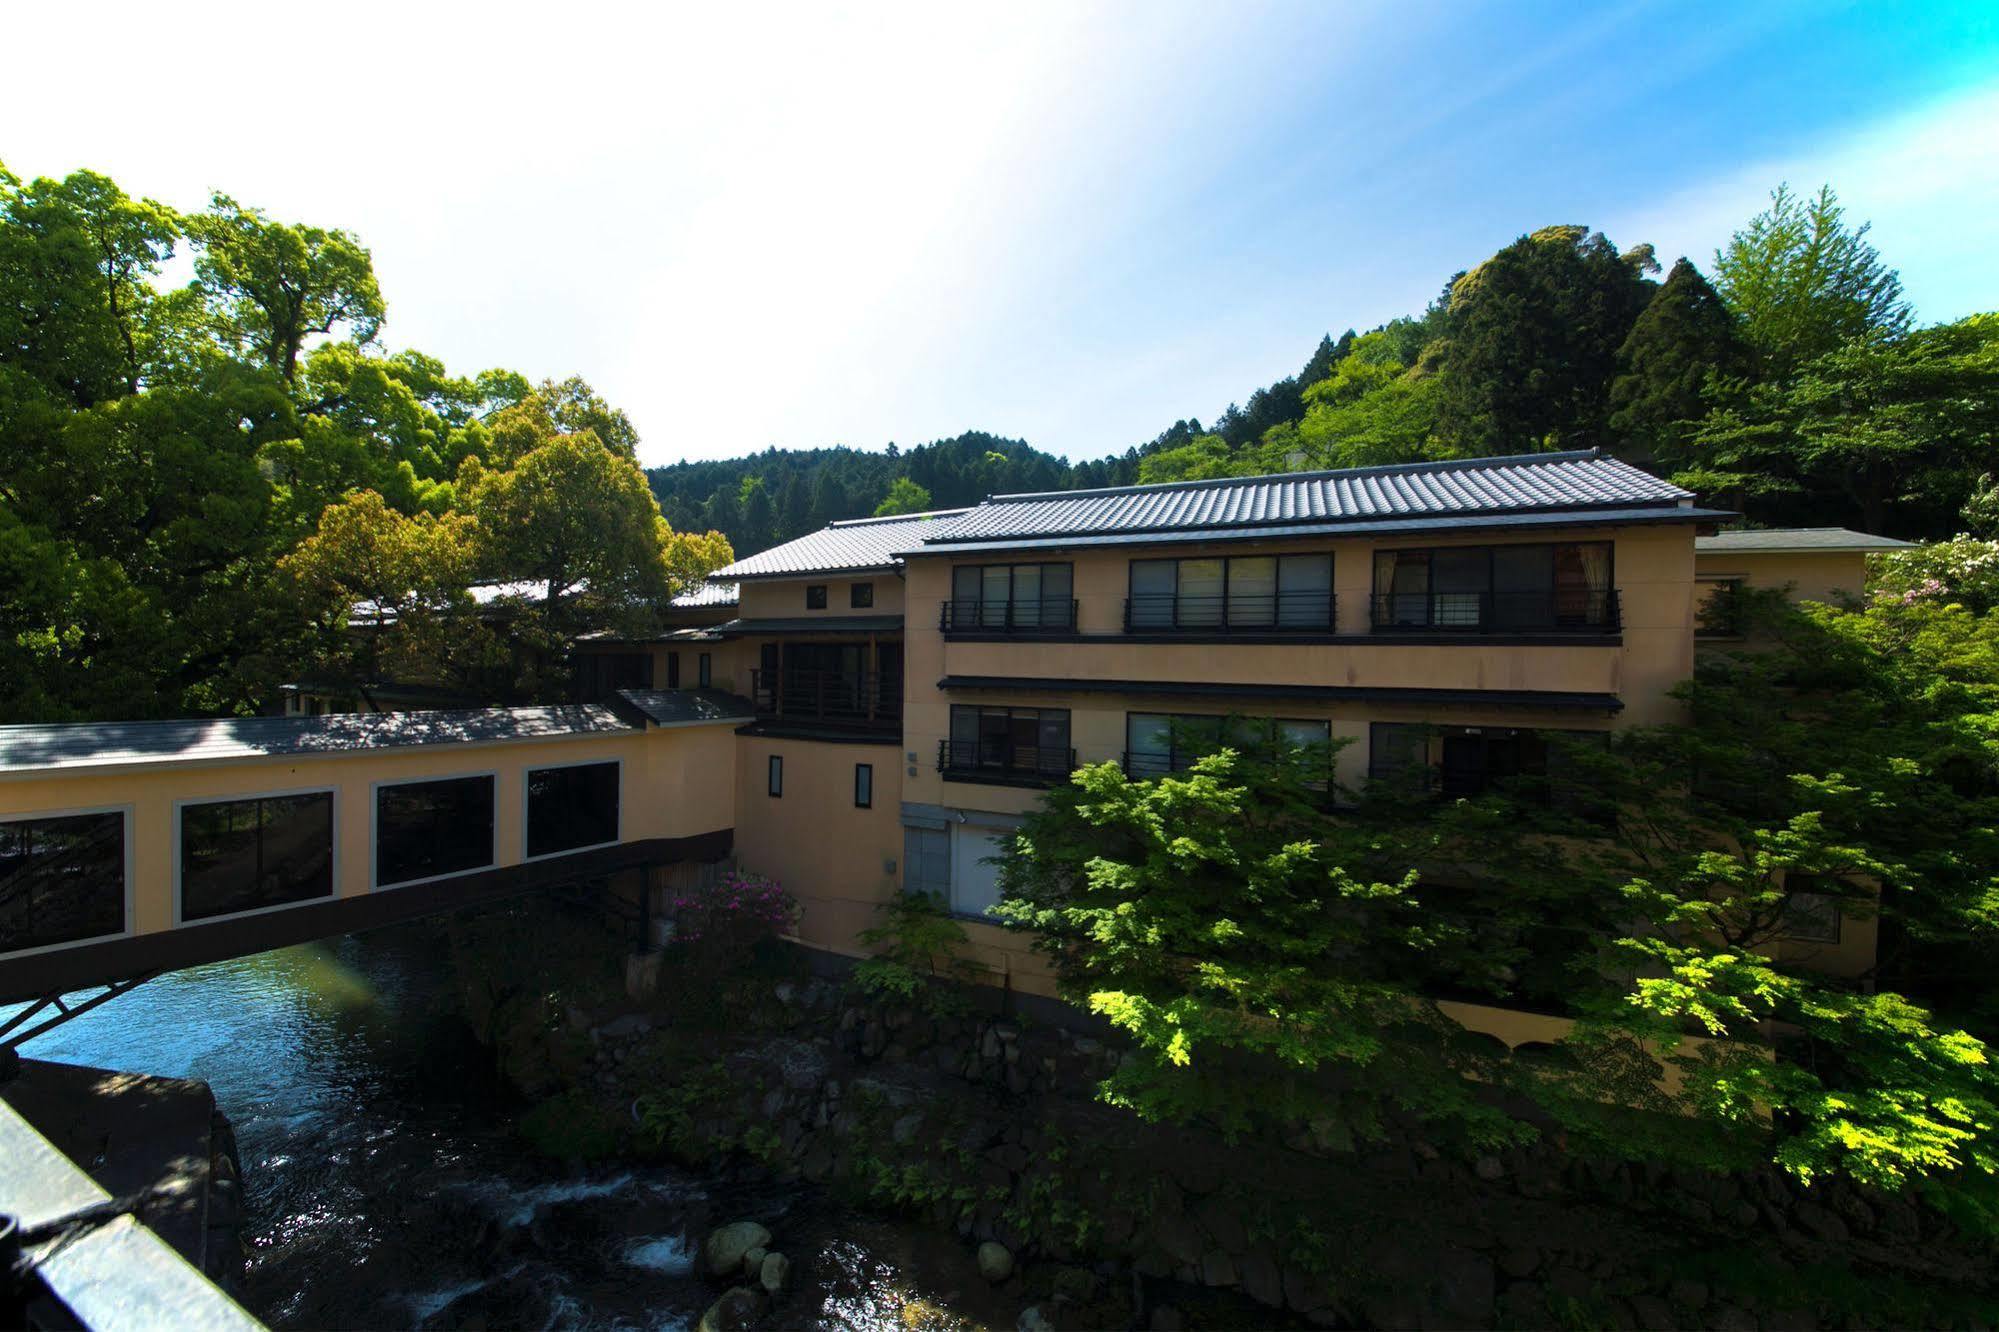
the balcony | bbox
[940,597,1079,634]
[937,739,1077,786]
[1367,588,1620,635]
[748,668,901,733]
[1122,590,1338,634]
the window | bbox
[699,653,713,688]
[180,792,334,921]
[1368,724,1608,809]
[1126,713,1330,778]
[943,706,1072,781]
[903,826,950,900]
[667,652,681,689]
[947,563,1075,631]
[768,755,784,797]
[1779,875,1843,943]
[1127,554,1333,630]
[1371,543,1614,631]
[854,763,873,809]
[950,826,1010,918]
[806,585,828,609]
[375,775,495,887]
[1,811,126,954]
[1368,723,1433,787]
[526,762,620,859]
[850,582,875,608]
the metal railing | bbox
[1366,588,1620,633]
[939,598,1079,633]
[1122,750,1180,779]
[749,668,901,724]
[937,739,1077,783]
[1122,589,1337,632]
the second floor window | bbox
[947,563,1074,631]
[1127,554,1333,630]
[851,582,874,608]
[944,705,1072,779]
[806,585,828,609]
[1371,542,1614,632]
[1126,713,1330,778]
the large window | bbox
[1,811,126,955]
[1127,554,1333,631]
[526,762,620,860]
[1368,723,1608,807]
[946,563,1075,631]
[1125,713,1330,778]
[375,775,495,887]
[180,792,334,922]
[1371,543,1614,631]
[943,706,1072,782]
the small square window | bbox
[855,763,873,808]
[768,755,783,798]
[1779,883,1841,943]
[850,582,874,608]
[806,585,828,609]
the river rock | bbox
[743,1245,767,1275]
[977,1241,1014,1282]
[1017,1307,1055,1332]
[759,1250,790,1294]
[697,1286,765,1332]
[703,1221,772,1277]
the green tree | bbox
[188,192,385,385]
[739,475,774,550]
[1712,183,1911,376]
[1607,257,1750,468]
[873,476,934,516]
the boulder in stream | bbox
[703,1221,773,1277]
[976,1241,1014,1282]
[697,1286,766,1332]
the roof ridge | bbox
[981,449,1607,506]
[826,508,971,528]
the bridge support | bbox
[1,973,158,1070]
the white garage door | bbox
[950,827,1010,919]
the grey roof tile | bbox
[1696,527,1914,553]
[672,582,740,607]
[710,510,968,581]
[615,689,755,726]
[0,706,635,777]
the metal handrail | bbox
[939,598,1079,632]
[937,739,1077,781]
[748,668,902,721]
[1366,588,1620,633]
[1122,589,1336,632]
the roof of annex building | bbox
[708,510,969,582]
[1695,527,1916,554]
[671,581,740,608]
[0,706,638,779]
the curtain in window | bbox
[1177,559,1224,627]
[1129,561,1175,628]
[1227,557,1277,627]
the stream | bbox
[4,923,1017,1331]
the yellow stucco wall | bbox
[1695,549,1869,607]
[737,576,905,620]
[0,722,738,943]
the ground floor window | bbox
[0,811,125,954]
[376,775,495,886]
[526,762,620,859]
[180,792,334,921]
[854,763,873,809]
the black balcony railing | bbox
[937,739,1077,784]
[940,598,1079,633]
[749,668,901,726]
[1122,589,1337,633]
[1367,588,1620,634]
[1122,750,1180,780]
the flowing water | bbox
[4,924,1016,1331]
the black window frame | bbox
[942,705,1074,783]
[1778,873,1845,944]
[805,584,828,610]
[524,760,622,861]
[945,562,1077,633]
[850,582,875,608]
[768,754,784,798]
[1125,553,1335,632]
[1367,722,1611,815]
[667,651,681,689]
[178,790,336,923]
[699,652,713,688]
[854,762,874,809]
[0,809,128,956]
[373,773,497,889]
[1370,541,1617,632]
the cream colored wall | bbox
[728,734,906,959]
[737,575,905,619]
[1695,550,1868,607]
[0,722,739,942]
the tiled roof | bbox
[1696,527,1914,554]
[921,451,1691,546]
[672,582,740,608]
[709,510,968,581]
[0,707,636,777]
[615,689,755,726]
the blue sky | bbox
[4,0,1995,466]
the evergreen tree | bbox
[1607,258,1750,468]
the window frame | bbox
[0,804,135,959]
[946,562,1077,632]
[698,652,713,688]
[768,754,784,798]
[1370,541,1616,632]
[850,582,875,609]
[805,584,829,610]
[172,786,339,926]
[854,762,874,809]
[1695,576,1746,639]
[369,770,499,890]
[1778,874,1845,944]
[943,704,1073,782]
[521,758,624,863]
[1125,711,1331,778]
[1125,553,1335,631]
